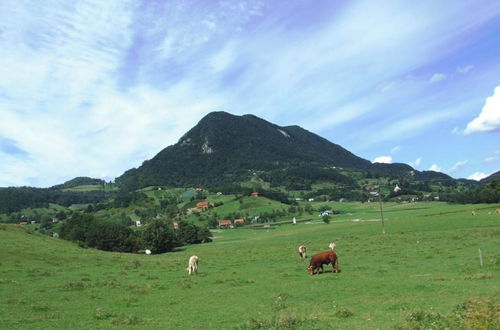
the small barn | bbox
[196,201,210,209]
[218,220,233,228]
[234,218,245,226]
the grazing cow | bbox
[307,250,340,275]
[298,245,307,259]
[328,242,336,251]
[186,255,199,275]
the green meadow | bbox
[1,202,498,329]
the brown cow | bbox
[307,250,340,275]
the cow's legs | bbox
[333,258,340,273]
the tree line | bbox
[0,187,114,213]
[59,213,212,253]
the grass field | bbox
[1,202,498,329]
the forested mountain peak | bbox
[114,112,457,190]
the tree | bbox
[40,214,52,229]
[141,219,178,253]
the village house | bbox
[218,220,233,228]
[234,218,245,226]
[251,192,259,197]
[196,201,210,209]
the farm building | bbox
[196,201,210,209]
[218,220,233,228]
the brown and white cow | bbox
[186,255,199,275]
[298,245,307,259]
[307,250,340,275]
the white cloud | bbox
[465,86,500,134]
[373,156,392,164]
[425,160,468,176]
[409,157,422,167]
[391,146,402,154]
[429,73,447,83]
[1,1,500,186]
[360,109,455,147]
[210,43,236,73]
[448,160,468,174]
[484,150,500,163]
[429,164,443,172]
[457,65,474,73]
[451,127,462,135]
[467,172,488,181]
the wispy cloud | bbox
[429,73,447,83]
[428,160,469,176]
[484,150,500,164]
[1,0,499,186]
[457,65,474,74]
[448,160,468,174]
[391,146,402,154]
[409,157,422,168]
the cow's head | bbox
[307,265,314,274]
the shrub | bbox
[396,297,499,329]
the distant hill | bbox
[50,177,105,190]
[480,170,500,185]
[115,111,451,190]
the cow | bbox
[298,245,307,259]
[307,250,340,275]
[328,242,336,251]
[186,255,199,275]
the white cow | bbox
[328,242,337,251]
[298,245,307,259]
[186,255,199,275]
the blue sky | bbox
[0,0,499,187]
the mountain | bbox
[480,170,500,185]
[115,111,453,190]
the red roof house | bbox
[218,220,233,228]
[196,201,209,209]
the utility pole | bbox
[377,179,386,234]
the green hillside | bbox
[1,202,498,329]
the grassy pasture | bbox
[62,184,118,192]
[0,202,498,329]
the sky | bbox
[0,0,499,187]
